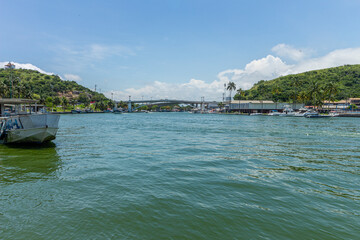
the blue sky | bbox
[2,0,360,100]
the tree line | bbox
[0,68,112,111]
[228,64,360,107]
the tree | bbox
[290,76,302,109]
[62,97,69,111]
[298,91,308,105]
[226,81,236,112]
[0,80,8,97]
[218,102,225,111]
[78,93,90,106]
[324,81,338,110]
[151,105,158,111]
[32,93,41,100]
[53,96,61,106]
[307,79,323,108]
[107,100,115,109]
[45,96,53,109]
[70,98,77,109]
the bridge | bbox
[115,99,219,112]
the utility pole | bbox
[223,83,226,102]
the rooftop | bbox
[0,98,38,105]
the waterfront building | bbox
[323,98,360,110]
[228,100,304,113]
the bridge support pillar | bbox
[128,101,132,112]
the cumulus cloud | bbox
[108,46,360,101]
[108,79,225,101]
[0,61,54,75]
[291,47,360,73]
[271,43,307,61]
[64,74,82,82]
[218,55,291,90]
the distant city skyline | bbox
[2,0,360,100]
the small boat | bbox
[113,109,123,114]
[250,113,263,116]
[71,109,82,114]
[293,108,319,117]
[305,114,332,118]
[268,110,281,116]
[302,110,320,117]
[279,105,296,116]
[0,99,60,144]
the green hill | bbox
[0,68,109,105]
[234,64,360,104]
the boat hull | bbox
[6,127,58,144]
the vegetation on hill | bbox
[233,64,360,106]
[0,68,114,111]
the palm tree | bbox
[298,91,308,105]
[62,97,69,112]
[291,76,302,109]
[324,81,338,110]
[218,102,225,112]
[226,81,236,112]
[236,88,244,112]
[308,79,323,109]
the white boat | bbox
[113,108,123,114]
[293,108,318,117]
[250,113,263,116]
[305,111,339,118]
[279,105,296,116]
[268,110,281,116]
[0,99,60,144]
[305,113,331,118]
[302,110,320,117]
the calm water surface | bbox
[0,113,359,239]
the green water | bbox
[0,113,359,239]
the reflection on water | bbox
[0,142,61,183]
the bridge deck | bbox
[116,99,218,104]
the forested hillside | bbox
[234,64,360,104]
[0,68,109,106]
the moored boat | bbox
[268,110,281,116]
[279,105,296,116]
[0,99,60,144]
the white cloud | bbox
[108,46,360,101]
[271,43,307,61]
[218,55,291,90]
[64,74,82,82]
[0,61,54,75]
[108,79,225,101]
[291,47,360,73]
